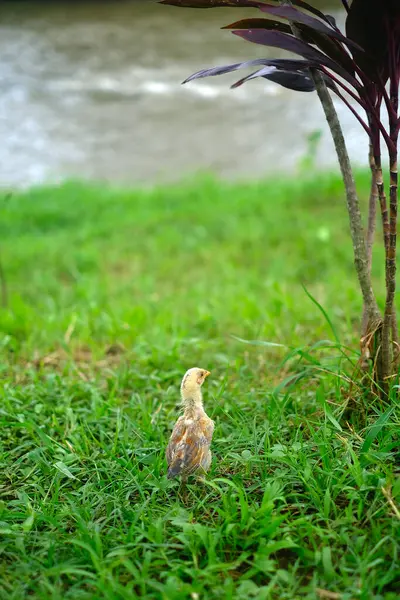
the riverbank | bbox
[0,172,398,599]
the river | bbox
[0,0,367,188]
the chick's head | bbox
[181,367,211,396]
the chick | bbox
[166,367,214,482]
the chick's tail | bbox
[167,446,188,479]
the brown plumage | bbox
[166,367,214,482]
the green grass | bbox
[0,172,399,599]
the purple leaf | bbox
[223,18,355,75]
[159,0,346,37]
[233,29,357,85]
[223,18,317,47]
[159,0,258,7]
[257,5,327,36]
[257,4,362,50]
[325,15,338,27]
[232,66,316,92]
[222,18,293,35]
[182,57,315,83]
[346,0,400,83]
[274,0,337,25]
[262,69,316,92]
[302,28,355,76]
[231,64,338,92]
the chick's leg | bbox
[177,476,188,502]
[196,450,212,483]
[195,471,206,484]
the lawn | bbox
[0,172,399,599]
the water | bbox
[0,0,367,188]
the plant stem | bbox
[381,49,400,379]
[380,150,398,382]
[386,150,398,368]
[371,115,391,376]
[314,74,380,324]
[362,144,378,336]
[376,156,391,384]
[366,144,378,272]
[374,154,390,256]
[280,0,381,331]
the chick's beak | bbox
[204,370,211,378]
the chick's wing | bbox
[166,416,185,466]
[167,416,214,478]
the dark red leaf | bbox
[159,0,258,7]
[158,0,341,18]
[345,0,383,81]
[262,69,316,92]
[258,5,328,35]
[159,0,344,32]
[346,0,400,82]
[182,57,314,83]
[257,4,362,50]
[224,18,356,77]
[232,29,357,85]
[231,63,338,92]
[325,15,338,27]
[274,0,336,25]
[222,18,293,35]
[232,66,316,92]
[302,28,355,77]
[223,19,317,48]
